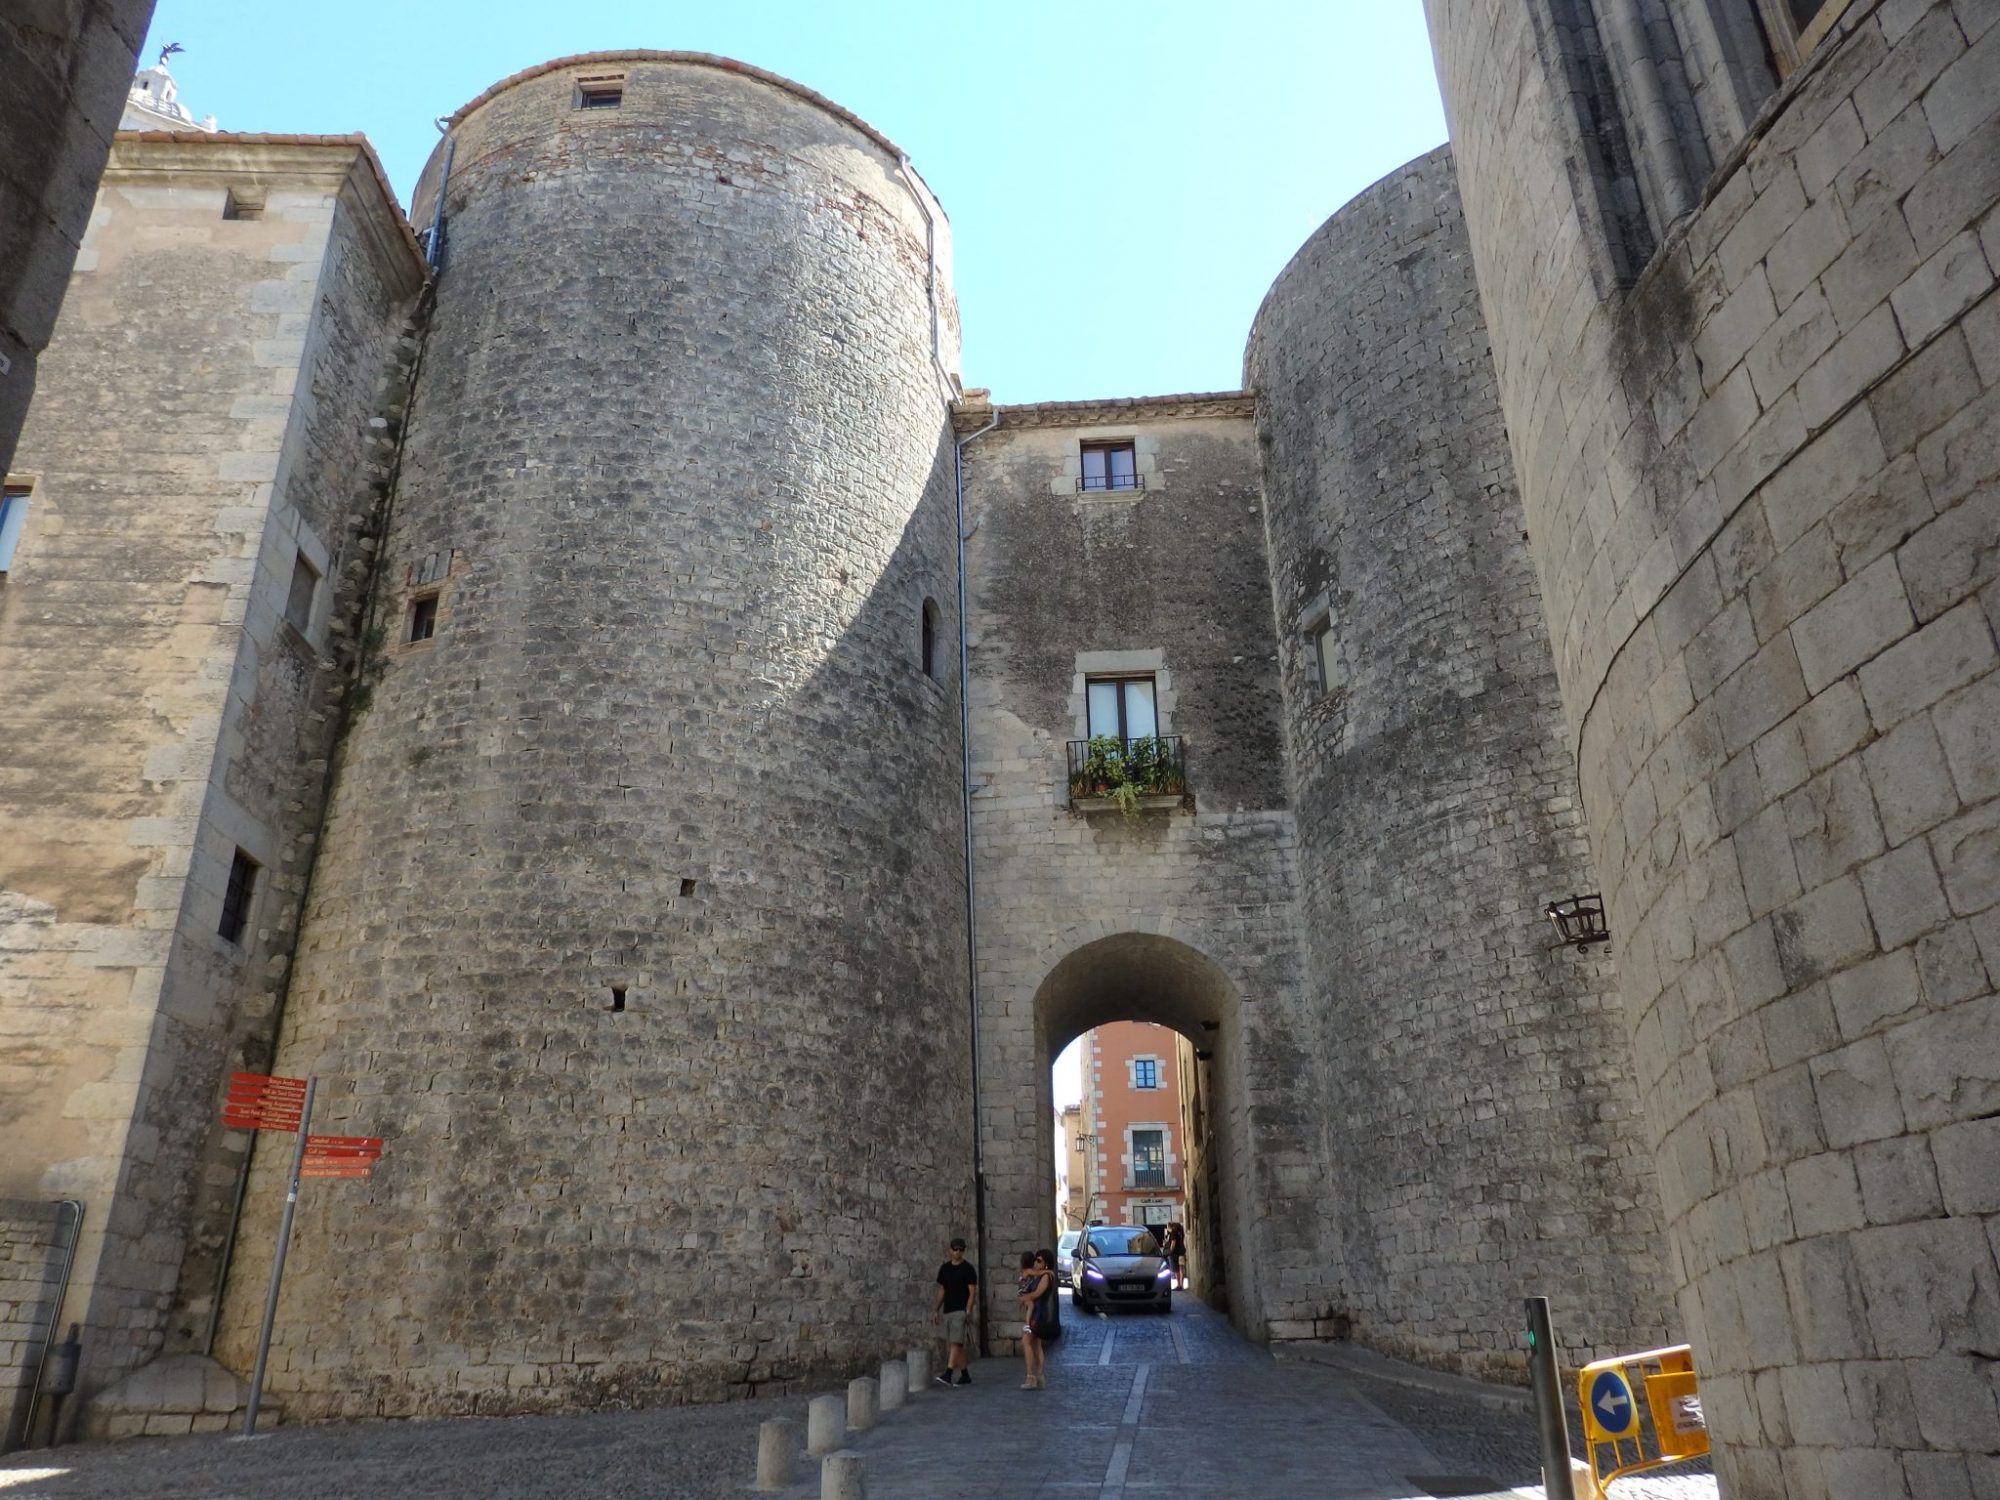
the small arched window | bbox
[921,597,943,681]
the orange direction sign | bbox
[222,1071,309,1132]
[303,1134,381,1181]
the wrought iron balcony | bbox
[1076,472,1144,494]
[1066,735,1188,813]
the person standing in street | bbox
[1017,1249,1055,1389]
[1163,1221,1188,1290]
[931,1237,979,1387]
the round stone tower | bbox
[1247,149,1675,1378]
[215,52,973,1418]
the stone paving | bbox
[0,1293,1721,1499]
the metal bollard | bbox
[846,1374,879,1432]
[907,1346,930,1391]
[821,1450,867,1500]
[806,1392,846,1456]
[755,1417,798,1490]
[879,1357,908,1411]
[1526,1296,1577,1500]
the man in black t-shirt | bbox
[930,1238,979,1386]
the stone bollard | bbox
[806,1393,846,1456]
[907,1347,930,1390]
[821,1450,866,1500]
[754,1417,798,1490]
[878,1357,908,1411]
[846,1374,879,1433]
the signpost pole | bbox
[1526,1295,1577,1500]
[241,1075,315,1438]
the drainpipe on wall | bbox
[954,405,1000,1352]
[16,1199,83,1450]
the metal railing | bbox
[1076,472,1144,493]
[1066,735,1188,806]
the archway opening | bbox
[1026,932,1252,1326]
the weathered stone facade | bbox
[1247,147,1674,1379]
[0,0,155,475]
[208,55,977,1419]
[1425,0,2000,1491]
[957,394,1319,1342]
[4,18,1990,1478]
[0,134,425,1433]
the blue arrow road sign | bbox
[1591,1369,1636,1437]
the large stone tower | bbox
[212,52,974,1418]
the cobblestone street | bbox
[1,1294,1719,1499]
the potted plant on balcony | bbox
[1068,735,1185,816]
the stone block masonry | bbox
[0,135,425,1432]
[0,1200,73,1451]
[211,56,975,1419]
[1247,148,1674,1381]
[1426,0,2000,1491]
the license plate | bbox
[1117,1281,1146,1292]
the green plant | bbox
[1069,735,1184,815]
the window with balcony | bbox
[1079,440,1139,493]
[1131,1129,1167,1189]
[1069,673,1187,810]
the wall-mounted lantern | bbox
[1545,893,1610,951]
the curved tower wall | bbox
[216,54,972,1417]
[1427,3,2000,1491]
[1247,148,1675,1379]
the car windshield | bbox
[1084,1229,1160,1257]
[1058,1232,1080,1253]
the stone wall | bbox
[1247,147,1675,1381]
[958,396,1322,1343]
[0,136,423,1422]
[212,55,975,1418]
[0,0,154,474]
[0,1200,76,1452]
[1427,0,2000,1490]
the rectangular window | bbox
[575,76,625,109]
[1754,0,1859,75]
[407,593,439,643]
[1079,441,1138,493]
[0,483,29,571]
[1133,1058,1159,1089]
[1131,1129,1167,1188]
[1312,619,1339,696]
[284,550,319,634]
[219,849,259,945]
[222,189,264,221]
[1086,675,1157,744]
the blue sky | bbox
[137,2,1448,403]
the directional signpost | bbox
[220,1073,382,1436]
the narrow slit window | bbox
[219,849,259,945]
[609,986,627,1012]
[284,550,319,634]
[921,596,942,680]
[407,593,438,644]
[680,878,698,897]
[1311,619,1339,697]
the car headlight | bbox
[1156,1266,1172,1279]
[1083,1266,1105,1281]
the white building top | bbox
[122,62,217,132]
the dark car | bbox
[1070,1225,1171,1313]
[1056,1230,1082,1287]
